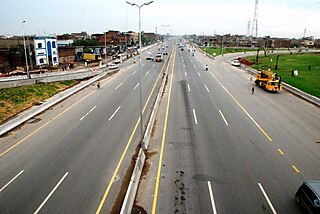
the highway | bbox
[136,44,320,213]
[0,44,169,213]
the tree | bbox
[73,39,99,46]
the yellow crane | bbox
[255,70,283,92]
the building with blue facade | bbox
[34,36,59,66]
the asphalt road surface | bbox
[0,44,170,213]
[136,44,320,214]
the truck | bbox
[82,53,102,62]
[255,70,283,92]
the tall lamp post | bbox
[104,30,107,62]
[22,20,30,78]
[126,0,154,150]
[161,24,169,59]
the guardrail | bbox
[0,69,119,137]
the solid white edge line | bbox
[192,108,198,125]
[134,82,140,90]
[34,172,69,214]
[0,170,24,192]
[218,109,229,126]
[187,84,191,92]
[205,85,210,92]
[108,106,121,121]
[258,183,277,214]
[207,181,218,214]
[115,83,123,90]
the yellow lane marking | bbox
[278,149,284,155]
[210,72,272,142]
[152,48,176,214]
[292,165,300,173]
[0,78,112,158]
[96,51,171,213]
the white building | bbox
[34,36,59,66]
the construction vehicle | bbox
[255,69,283,92]
[82,53,102,62]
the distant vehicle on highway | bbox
[82,53,102,62]
[114,59,122,64]
[146,55,154,61]
[162,52,168,55]
[108,63,118,69]
[295,180,320,214]
[155,53,162,62]
[231,59,240,66]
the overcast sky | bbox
[1,0,320,38]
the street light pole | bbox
[161,24,169,60]
[22,20,30,78]
[104,31,107,62]
[126,1,154,150]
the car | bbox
[162,52,168,55]
[231,59,240,66]
[295,180,320,214]
[108,63,118,69]
[155,54,162,62]
[114,59,122,64]
[146,56,154,61]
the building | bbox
[144,32,157,43]
[34,36,59,66]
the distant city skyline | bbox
[1,0,320,39]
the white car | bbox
[114,59,122,64]
[231,59,240,66]
[108,63,118,69]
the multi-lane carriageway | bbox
[0,43,319,213]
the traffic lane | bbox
[183,51,304,213]
[157,48,275,213]
[214,56,320,179]
[0,77,142,213]
[192,52,308,210]
[0,55,168,212]
[205,55,320,179]
[154,48,202,213]
[180,53,275,213]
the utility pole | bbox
[251,0,258,46]
[27,36,33,71]
[246,19,251,37]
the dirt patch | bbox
[109,142,141,214]
[131,204,147,214]
[151,119,158,138]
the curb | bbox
[242,65,320,107]
[0,69,119,137]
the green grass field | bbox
[201,47,258,56]
[246,53,320,98]
[0,80,79,123]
